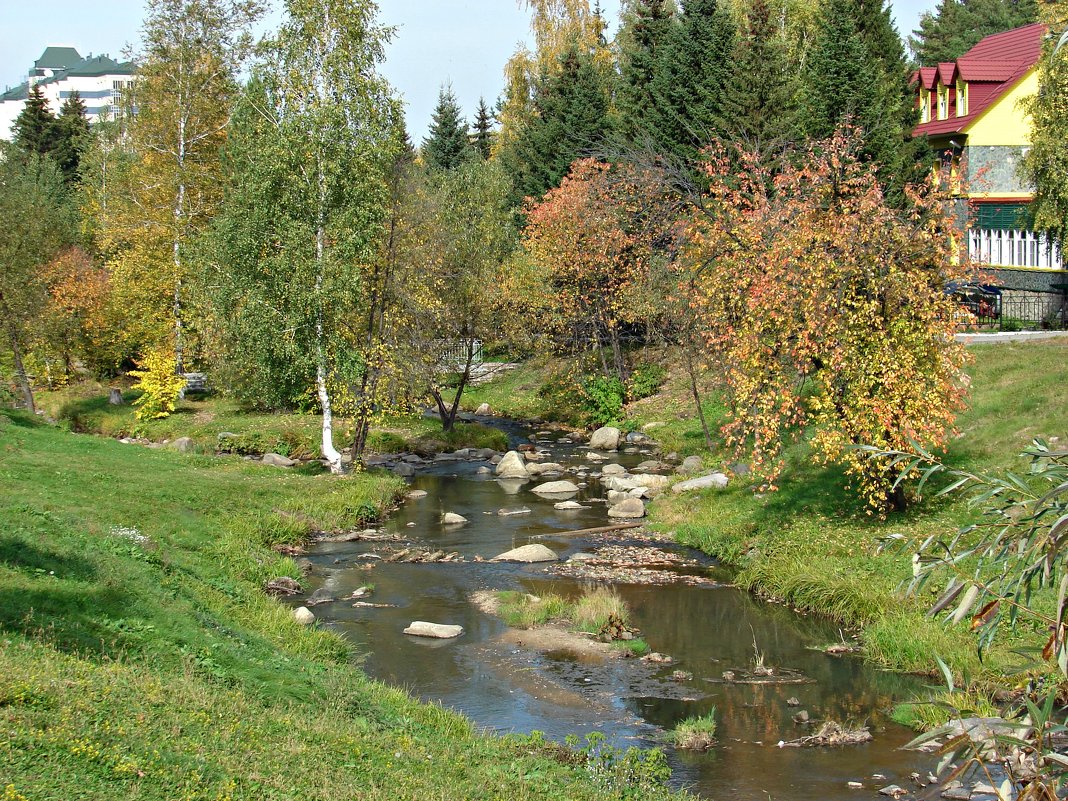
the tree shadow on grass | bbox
[0,536,97,581]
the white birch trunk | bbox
[315,161,343,474]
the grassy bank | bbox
[38,382,508,458]
[465,341,1068,679]
[0,412,679,800]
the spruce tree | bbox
[617,0,676,143]
[12,83,57,157]
[652,0,736,160]
[508,43,613,201]
[719,0,799,164]
[52,91,91,184]
[422,86,471,171]
[799,0,921,201]
[909,0,1039,65]
[471,97,495,159]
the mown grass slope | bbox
[0,412,680,800]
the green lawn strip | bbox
[0,413,682,800]
[39,384,507,458]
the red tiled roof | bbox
[912,23,1046,138]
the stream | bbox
[299,418,936,800]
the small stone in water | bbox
[786,697,801,706]
[847,782,864,789]
[878,786,907,798]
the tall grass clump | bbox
[672,709,717,751]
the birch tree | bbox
[208,0,402,473]
[106,0,260,372]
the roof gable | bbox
[34,46,82,71]
[912,23,1046,138]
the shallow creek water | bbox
[303,420,935,800]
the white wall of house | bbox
[0,72,131,140]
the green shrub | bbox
[626,364,666,401]
[581,376,626,427]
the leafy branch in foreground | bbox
[875,441,1068,798]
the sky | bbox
[0,0,936,141]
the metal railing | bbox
[969,229,1063,271]
[436,339,483,371]
[959,290,1067,332]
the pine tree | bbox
[52,91,90,184]
[507,43,613,201]
[422,86,471,171]
[799,0,920,200]
[470,97,495,159]
[719,0,799,163]
[909,0,1038,65]
[12,83,57,157]
[617,0,676,142]
[652,0,736,160]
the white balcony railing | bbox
[969,228,1063,271]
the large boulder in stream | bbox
[495,450,531,479]
[531,480,580,497]
[608,498,646,519]
[588,426,622,451]
[403,621,464,639]
[491,544,560,563]
[292,607,316,626]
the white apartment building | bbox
[0,46,135,139]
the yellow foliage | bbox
[130,347,187,420]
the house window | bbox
[919,88,931,123]
[956,79,968,116]
[937,85,949,120]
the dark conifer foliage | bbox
[719,0,799,164]
[52,91,91,183]
[506,44,613,202]
[422,86,472,171]
[471,97,495,159]
[909,0,1038,65]
[617,0,676,142]
[12,84,58,158]
[799,0,922,201]
[652,0,736,160]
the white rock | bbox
[476,403,491,415]
[588,426,622,451]
[491,544,560,563]
[602,476,640,492]
[171,436,195,453]
[632,473,670,489]
[403,621,464,639]
[407,490,428,499]
[494,450,530,479]
[441,512,468,525]
[554,501,587,510]
[292,607,316,625]
[531,480,580,496]
[497,507,532,517]
[608,498,646,519]
[642,422,666,431]
[262,453,296,467]
[672,473,730,493]
[601,463,627,476]
[607,490,630,504]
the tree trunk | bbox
[685,344,715,452]
[315,162,343,475]
[438,341,475,433]
[7,325,35,413]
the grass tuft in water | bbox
[672,709,717,751]
[891,688,1000,731]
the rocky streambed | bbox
[280,417,981,801]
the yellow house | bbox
[912,23,1065,318]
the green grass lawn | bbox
[0,412,680,800]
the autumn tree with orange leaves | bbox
[684,131,973,511]
[521,158,669,386]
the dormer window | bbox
[919,88,931,123]
[956,79,968,116]
[937,84,949,120]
